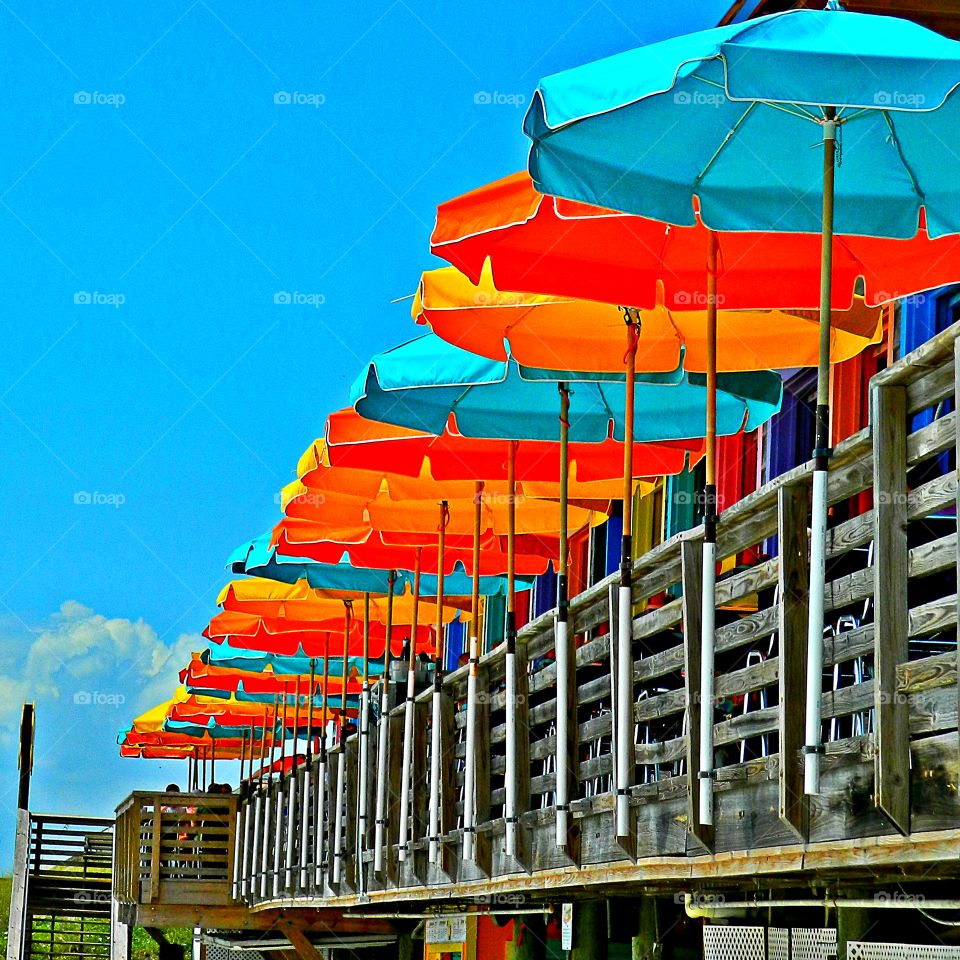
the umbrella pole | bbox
[374,572,396,875]
[556,384,572,849]
[505,439,520,858]
[398,547,422,863]
[428,502,449,864]
[300,660,315,892]
[699,232,720,828]
[357,593,371,895]
[259,705,275,899]
[315,634,331,887]
[463,481,483,863]
[273,686,289,895]
[284,678,301,893]
[805,108,837,796]
[333,604,351,883]
[616,316,640,838]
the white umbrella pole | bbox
[332,603,352,883]
[805,109,837,796]
[356,595,370,895]
[505,441,519,858]
[373,574,395,874]
[397,548,422,863]
[616,317,639,838]
[428,503,449,865]
[699,232,719,827]
[462,482,483,863]
[299,660,315,891]
[555,384,572,848]
[314,636,331,888]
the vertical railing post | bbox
[681,536,712,850]
[871,379,911,835]
[778,481,811,840]
[473,663,493,877]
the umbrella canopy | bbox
[351,333,781,442]
[200,639,383,677]
[432,171,960,311]
[324,407,702,484]
[416,260,883,373]
[523,7,960,238]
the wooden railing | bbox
[159,323,960,907]
[113,791,236,907]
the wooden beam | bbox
[473,663,493,877]
[871,381,911,835]
[285,927,326,960]
[778,481,809,840]
[681,536,712,850]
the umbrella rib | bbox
[881,110,925,206]
[696,101,758,186]
[694,72,819,122]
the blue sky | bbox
[0,0,729,864]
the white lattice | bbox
[848,945,960,960]
[793,926,838,960]
[703,926,766,960]
[769,927,790,960]
[204,944,267,960]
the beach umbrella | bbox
[200,639,380,678]
[524,4,960,816]
[351,333,781,859]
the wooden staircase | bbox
[12,814,114,960]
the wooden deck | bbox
[117,322,960,919]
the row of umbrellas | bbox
[122,4,960,863]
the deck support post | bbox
[871,379,911,835]
[681,535,712,850]
[506,641,532,871]
[571,900,607,960]
[778,481,811,840]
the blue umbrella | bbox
[202,640,377,678]
[524,3,960,817]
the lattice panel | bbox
[769,927,790,960]
[848,945,960,960]
[793,926,838,960]
[703,926,766,960]
[204,945,266,960]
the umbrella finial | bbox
[824,0,845,10]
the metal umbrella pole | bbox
[314,633,331,888]
[332,602,352,883]
[272,684,289,895]
[462,482,483,862]
[504,440,520,857]
[428,502,449,864]
[398,547,422,863]
[299,659,315,891]
[555,383,573,848]
[699,232,719,826]
[357,593,371,895]
[805,108,838,796]
[283,676,302,892]
[373,572,396,874]
[616,314,640,838]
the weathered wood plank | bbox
[872,381,911,835]
[778,481,809,841]
[681,536,711,849]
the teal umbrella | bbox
[524,2,960,815]
[351,332,781,859]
